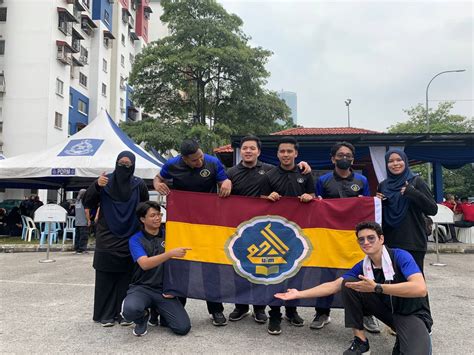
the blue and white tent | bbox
[0,111,163,189]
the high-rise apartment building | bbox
[0,0,165,200]
[0,0,157,160]
[278,90,298,125]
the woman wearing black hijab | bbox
[84,151,149,326]
[377,149,437,271]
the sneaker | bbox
[363,315,380,333]
[343,336,370,355]
[100,319,115,327]
[119,319,134,327]
[284,312,304,327]
[229,308,251,321]
[309,313,331,329]
[148,309,159,327]
[267,318,282,335]
[210,312,227,326]
[253,310,268,324]
[133,311,149,337]
[74,251,83,255]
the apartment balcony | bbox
[81,13,97,36]
[56,40,74,65]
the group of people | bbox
[84,135,438,354]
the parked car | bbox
[0,199,23,214]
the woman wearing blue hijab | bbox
[84,151,149,327]
[377,149,437,271]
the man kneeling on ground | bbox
[121,201,191,337]
[275,221,432,355]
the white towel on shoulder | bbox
[362,246,395,281]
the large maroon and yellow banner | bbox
[163,191,381,307]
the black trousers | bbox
[93,270,131,322]
[341,278,431,355]
[179,297,223,314]
[268,306,297,320]
[235,304,266,313]
[121,285,191,335]
[74,226,89,252]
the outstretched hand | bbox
[98,172,108,187]
[345,275,376,293]
[274,288,300,301]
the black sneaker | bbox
[100,319,115,327]
[119,319,134,327]
[148,309,159,326]
[253,310,268,324]
[229,308,251,321]
[267,318,282,335]
[133,311,149,337]
[210,312,227,326]
[343,336,370,355]
[284,312,304,327]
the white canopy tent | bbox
[0,110,163,190]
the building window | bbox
[101,83,107,96]
[120,98,124,111]
[103,37,110,49]
[80,46,88,64]
[56,78,64,96]
[54,112,63,130]
[121,55,125,67]
[0,8,7,22]
[78,99,87,114]
[102,59,108,73]
[79,72,88,87]
[69,93,73,107]
[0,40,5,55]
[129,53,134,64]
[121,34,125,46]
[104,10,110,25]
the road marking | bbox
[0,280,94,287]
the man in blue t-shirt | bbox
[121,201,191,337]
[275,221,432,355]
[153,139,231,326]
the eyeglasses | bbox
[335,154,354,159]
[117,162,133,168]
[356,235,378,245]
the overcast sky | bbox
[219,0,473,132]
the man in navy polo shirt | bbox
[275,221,432,355]
[153,139,231,326]
[313,141,378,333]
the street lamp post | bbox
[345,98,351,127]
[425,69,466,189]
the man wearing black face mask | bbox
[312,142,379,333]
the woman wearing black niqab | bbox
[84,151,149,326]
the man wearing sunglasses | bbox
[275,221,432,355]
[313,142,376,332]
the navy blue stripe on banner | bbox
[163,259,347,308]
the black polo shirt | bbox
[227,160,275,197]
[260,165,315,197]
[160,153,228,193]
[316,170,370,198]
[129,228,165,291]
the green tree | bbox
[389,102,474,197]
[388,102,473,133]
[123,0,291,153]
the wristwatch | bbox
[374,283,384,294]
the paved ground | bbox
[0,252,473,354]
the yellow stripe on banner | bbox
[166,221,365,269]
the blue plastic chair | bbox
[39,222,60,246]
